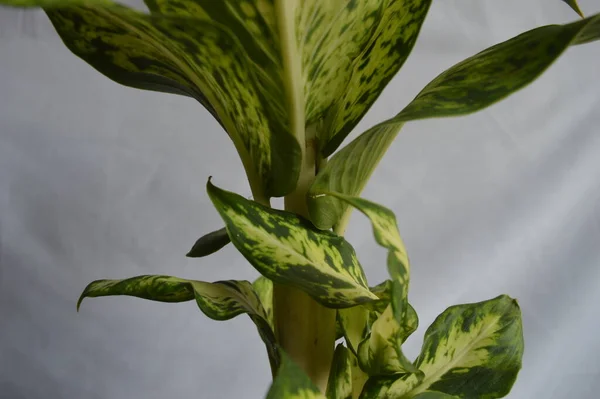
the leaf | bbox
[317,0,432,156]
[31,2,302,198]
[339,280,418,355]
[77,275,280,369]
[367,295,524,399]
[309,12,600,230]
[206,179,378,308]
[186,227,230,258]
[563,0,584,17]
[326,345,353,399]
[253,275,274,330]
[357,304,421,376]
[1,0,436,197]
[311,194,410,325]
[266,349,326,399]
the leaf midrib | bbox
[399,314,502,398]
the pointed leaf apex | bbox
[563,0,584,17]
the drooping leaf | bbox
[563,0,584,17]
[311,194,410,326]
[309,12,600,229]
[77,275,279,369]
[326,345,353,399]
[339,280,418,355]
[266,349,326,399]
[357,304,421,376]
[253,275,274,330]
[206,179,378,308]
[186,227,230,258]
[365,295,524,398]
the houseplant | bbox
[1,0,597,397]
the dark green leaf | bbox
[186,227,230,258]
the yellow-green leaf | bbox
[266,349,326,399]
[312,194,410,325]
[1,0,436,198]
[317,0,432,156]
[366,295,524,399]
[206,179,378,308]
[253,275,274,331]
[77,275,279,370]
[309,12,600,230]
[326,345,353,399]
[186,227,230,258]
[357,304,421,376]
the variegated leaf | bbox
[365,295,524,399]
[326,345,353,399]
[253,275,274,330]
[266,349,326,399]
[77,275,279,369]
[206,179,378,308]
[316,0,432,156]
[312,194,410,326]
[563,0,584,17]
[357,304,421,377]
[32,1,301,199]
[186,227,230,258]
[308,12,600,230]
[339,280,418,355]
[0,0,435,198]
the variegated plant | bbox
[2,0,597,397]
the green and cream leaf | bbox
[309,12,600,229]
[266,349,327,399]
[206,179,378,308]
[326,345,354,399]
[253,275,274,330]
[366,295,524,398]
[77,274,279,369]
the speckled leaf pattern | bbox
[364,295,524,399]
[206,179,378,308]
[266,349,326,399]
[308,0,432,156]
[309,12,600,229]
[30,2,301,198]
[253,275,274,330]
[77,275,280,369]
[338,280,418,356]
[186,227,230,258]
[0,0,437,198]
[357,304,421,377]
[326,345,353,399]
[312,193,410,324]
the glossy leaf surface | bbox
[309,12,600,229]
[207,179,377,308]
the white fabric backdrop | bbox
[1,1,599,398]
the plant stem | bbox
[273,127,336,392]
